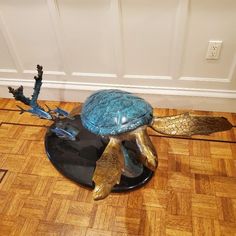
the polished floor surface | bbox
[0,98,235,236]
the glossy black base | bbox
[45,115,153,192]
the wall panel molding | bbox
[0,0,235,112]
[179,77,230,83]
[0,69,17,73]
[1,78,236,99]
[228,53,236,83]
[46,0,70,75]
[1,77,236,112]
[123,74,172,80]
[72,72,117,78]
[169,0,189,79]
[0,10,22,73]
[110,0,124,78]
[180,53,236,83]
[23,70,66,76]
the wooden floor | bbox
[0,98,236,236]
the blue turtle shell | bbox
[81,89,153,136]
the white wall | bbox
[0,0,235,112]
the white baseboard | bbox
[1,78,236,113]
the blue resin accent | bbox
[54,107,70,118]
[16,105,53,120]
[51,122,79,141]
[81,89,153,135]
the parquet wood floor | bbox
[0,98,236,236]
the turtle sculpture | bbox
[8,65,234,201]
[80,89,233,200]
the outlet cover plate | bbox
[206,40,222,60]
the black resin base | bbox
[45,115,153,192]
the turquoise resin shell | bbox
[81,89,153,136]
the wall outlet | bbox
[206,40,222,60]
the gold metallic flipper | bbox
[92,112,233,200]
[151,113,233,136]
[92,138,124,200]
[133,127,158,171]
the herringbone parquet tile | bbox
[0,98,235,236]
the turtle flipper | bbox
[134,127,158,171]
[151,113,233,136]
[92,138,124,200]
